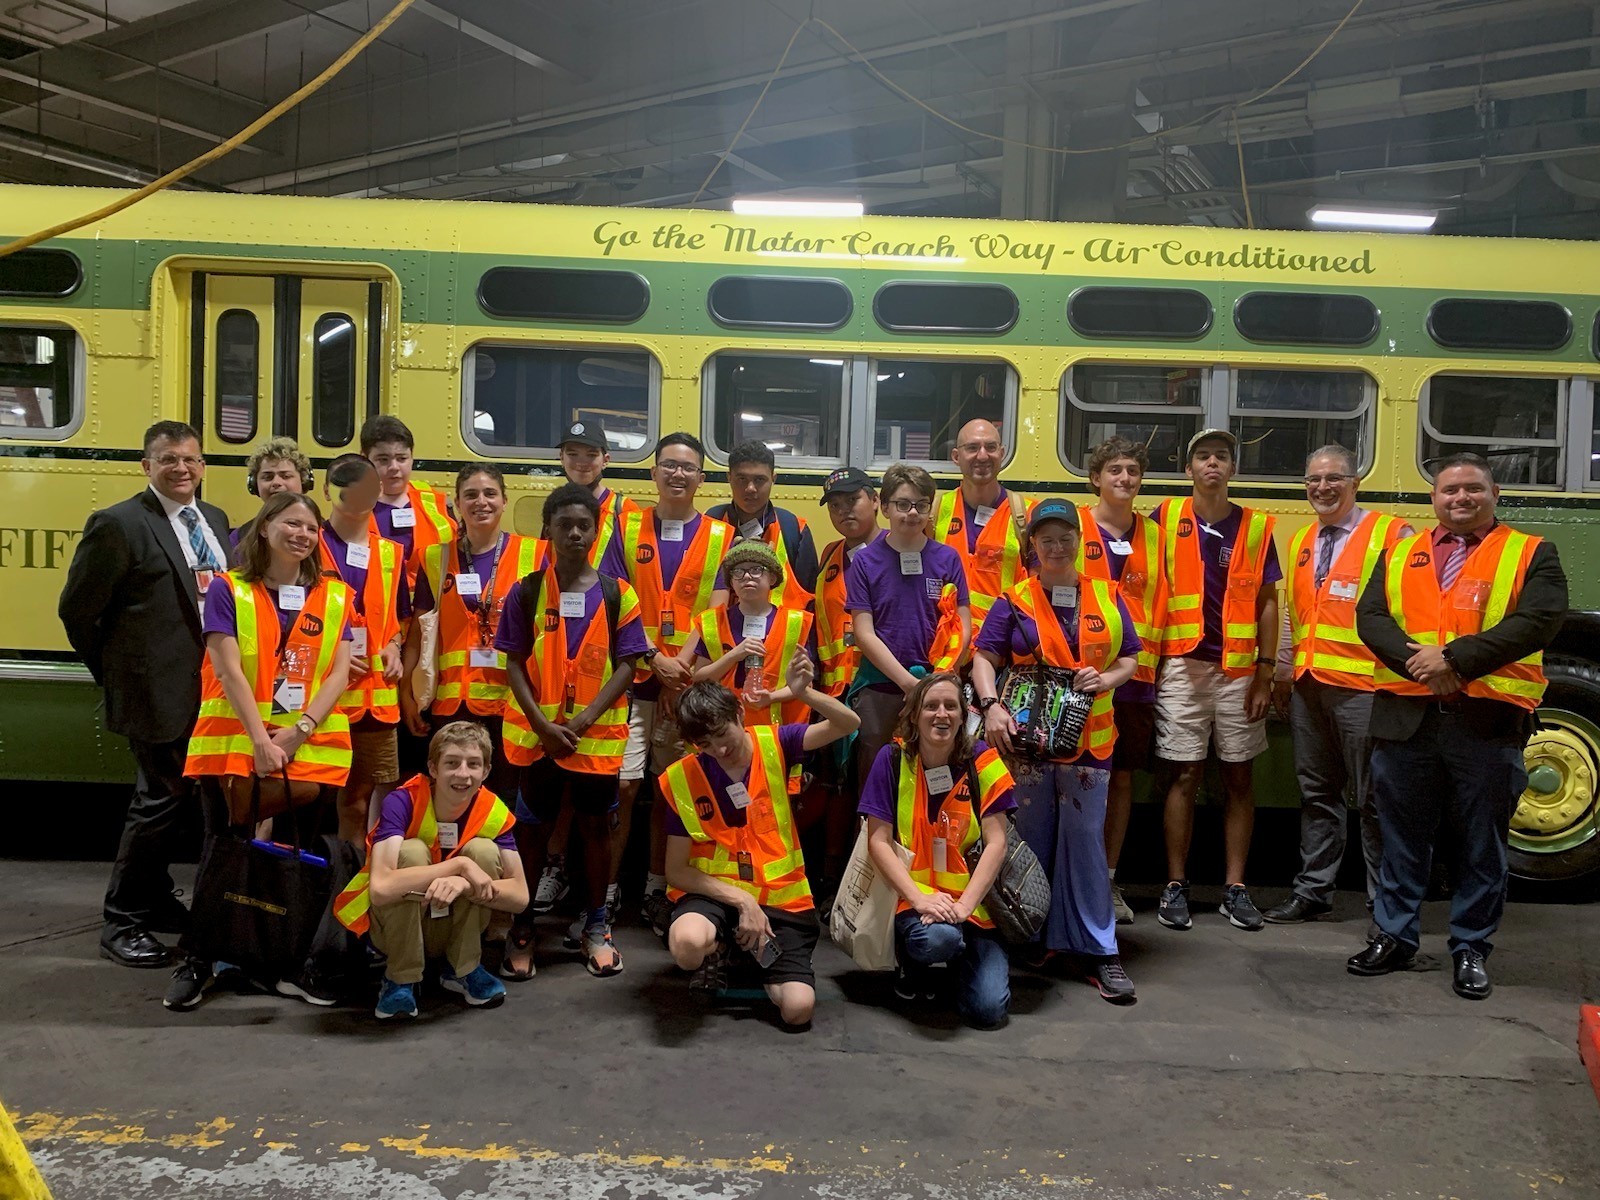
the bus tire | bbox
[1510,656,1600,883]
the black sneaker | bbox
[275,970,339,1007]
[1157,879,1192,930]
[689,941,730,991]
[1092,955,1137,1004]
[893,964,919,1001]
[1220,884,1265,931]
[642,890,676,937]
[163,958,213,1011]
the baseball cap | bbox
[820,466,876,502]
[1186,427,1239,459]
[1026,497,1080,537]
[559,420,609,452]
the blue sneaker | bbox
[440,964,506,1008]
[374,977,417,1020]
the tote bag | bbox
[829,823,913,971]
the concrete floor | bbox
[3,860,1598,1200]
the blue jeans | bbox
[894,911,1011,1029]
[1009,756,1117,956]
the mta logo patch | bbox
[695,796,715,821]
[636,545,656,565]
[1085,615,1106,633]
[1297,547,1312,568]
[825,564,840,583]
[300,614,324,637]
[1085,542,1104,560]
[1409,550,1432,569]
[1177,518,1194,538]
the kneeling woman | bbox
[858,672,1017,1029]
[661,655,858,1027]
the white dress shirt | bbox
[149,484,227,575]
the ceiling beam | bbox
[408,0,589,81]
[94,0,362,83]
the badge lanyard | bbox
[470,533,508,647]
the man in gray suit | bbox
[59,420,231,968]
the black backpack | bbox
[518,567,623,659]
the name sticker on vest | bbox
[726,781,752,810]
[1052,585,1078,608]
[740,519,763,539]
[660,519,685,543]
[924,764,954,794]
[278,584,306,611]
[974,505,996,528]
[1328,579,1359,600]
[742,615,768,640]
[470,646,499,668]
[390,506,417,528]
[350,627,368,657]
[345,540,371,569]
[455,572,482,597]
[560,591,586,618]
[273,678,306,712]
[899,551,923,576]
[1108,539,1132,556]
[437,821,459,850]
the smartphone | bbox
[754,934,780,969]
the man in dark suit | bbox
[1349,452,1565,999]
[59,420,232,968]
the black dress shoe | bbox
[1263,895,1333,924]
[1346,932,1416,976]
[99,927,171,969]
[1452,947,1492,1000]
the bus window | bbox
[463,343,656,461]
[1233,292,1378,347]
[0,326,77,436]
[1068,287,1212,340]
[1428,299,1571,353]
[708,276,852,331]
[1421,374,1562,488]
[1231,368,1371,479]
[705,354,845,465]
[311,313,355,448]
[477,267,649,324]
[0,249,81,298]
[869,359,1012,468]
[873,283,1018,335]
[214,309,259,444]
[1061,363,1204,476]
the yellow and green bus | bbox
[3,183,1597,880]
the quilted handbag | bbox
[963,816,1050,944]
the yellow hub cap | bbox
[1513,710,1600,854]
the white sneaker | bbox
[1111,882,1134,926]
[531,864,569,914]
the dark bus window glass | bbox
[477,267,649,323]
[1068,287,1212,339]
[1234,292,1378,346]
[1061,363,1204,475]
[467,344,654,458]
[873,282,1017,335]
[0,249,81,298]
[708,276,852,330]
[1232,370,1371,479]
[1427,299,1571,352]
[709,355,844,460]
[311,313,356,448]
[871,359,1010,464]
[214,309,258,444]
[0,327,75,432]
[1422,374,1561,488]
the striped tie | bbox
[180,506,218,571]
[1438,533,1469,592]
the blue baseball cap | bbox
[1026,497,1080,536]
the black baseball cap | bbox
[559,420,608,452]
[820,466,876,501]
[1026,497,1080,536]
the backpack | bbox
[518,567,623,659]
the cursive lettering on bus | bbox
[593,220,641,257]
[969,233,1057,271]
[0,526,81,570]
[1155,240,1375,275]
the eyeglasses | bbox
[1034,536,1076,552]
[656,462,702,477]
[149,454,204,469]
[1303,474,1355,486]
[888,498,933,515]
[957,441,1001,455]
[728,564,771,580]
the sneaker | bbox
[1110,882,1134,926]
[1220,884,1265,931]
[440,964,507,1008]
[374,977,418,1020]
[583,923,624,977]
[562,912,586,951]
[605,883,620,925]
[1092,956,1137,1004]
[162,958,213,1011]
[641,889,676,937]
[531,864,569,914]
[1157,879,1192,930]
[893,964,919,1001]
[275,970,339,1007]
[689,941,730,991]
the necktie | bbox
[1438,533,1469,592]
[1314,525,1338,590]
[180,506,218,571]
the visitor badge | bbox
[470,646,499,668]
[925,764,954,794]
[560,591,586,618]
[278,584,306,611]
[345,540,371,569]
[660,609,676,639]
[661,519,685,543]
[437,822,459,850]
[740,519,763,539]
[390,506,417,528]
[974,505,995,528]
[273,679,306,712]
[737,850,755,882]
[1328,579,1359,600]
[455,572,482,597]
[743,616,767,640]
[727,782,751,810]
[899,551,923,576]
[1052,585,1078,608]
[932,836,948,874]
[1108,539,1132,555]
[350,627,368,657]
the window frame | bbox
[700,350,851,471]
[860,354,1019,474]
[1227,365,1376,481]
[0,321,85,442]
[460,339,660,463]
[871,280,1019,336]
[1059,360,1213,477]
[475,266,651,324]
[309,311,357,449]
[1066,285,1214,341]
[1418,371,1567,492]
[706,275,854,332]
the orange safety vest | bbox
[1287,511,1405,691]
[1076,506,1164,685]
[184,572,353,785]
[371,482,456,588]
[710,504,814,609]
[502,572,641,772]
[696,604,813,726]
[1156,498,1277,675]
[660,725,813,912]
[319,528,404,723]
[590,488,638,570]
[422,533,547,717]
[932,489,1030,639]
[892,746,1013,928]
[814,538,868,696]
[621,507,733,679]
[332,775,516,935]
[1003,575,1121,759]
[1374,524,1547,710]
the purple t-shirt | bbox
[661,723,810,838]
[975,590,1141,667]
[856,740,1018,826]
[412,532,509,615]
[843,536,969,687]
[371,784,517,851]
[202,575,354,644]
[494,575,650,662]
[1093,517,1156,704]
[320,524,412,622]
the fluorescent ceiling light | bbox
[1308,206,1436,231]
[808,358,844,366]
[732,198,864,217]
[739,411,764,423]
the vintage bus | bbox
[2,183,1596,880]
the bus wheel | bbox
[1511,656,1600,882]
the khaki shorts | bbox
[1155,656,1267,764]
[348,722,401,785]
[620,698,687,782]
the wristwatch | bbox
[641,646,660,665]
[977,696,1001,713]
[294,715,316,736]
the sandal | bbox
[499,923,536,981]
[583,925,624,978]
